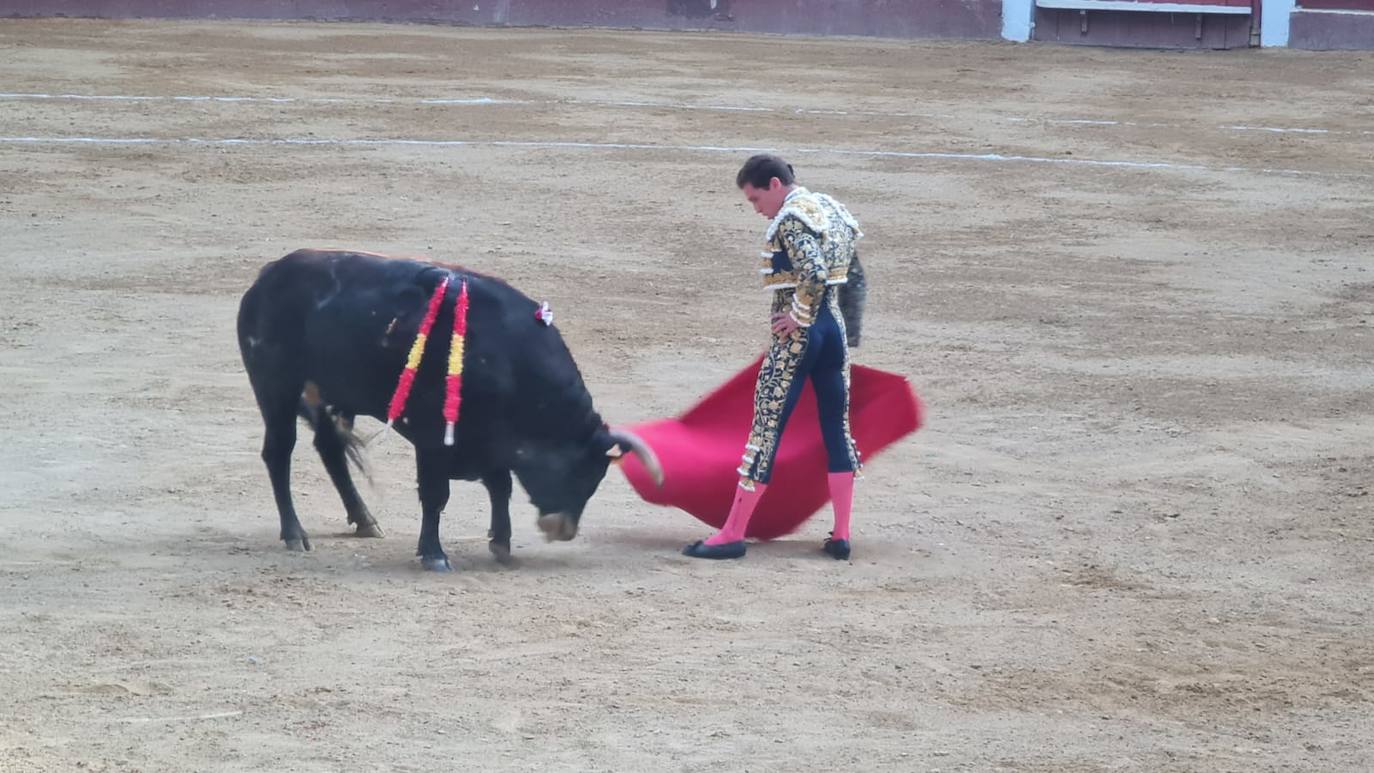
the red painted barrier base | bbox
[3,0,1003,41]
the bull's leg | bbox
[260,399,311,552]
[483,470,514,564]
[415,449,452,572]
[311,412,384,538]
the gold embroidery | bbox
[739,188,864,484]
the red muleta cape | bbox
[618,355,923,540]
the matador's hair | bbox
[736,154,795,189]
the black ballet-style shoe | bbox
[822,534,851,561]
[682,540,747,560]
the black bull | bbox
[236,249,662,571]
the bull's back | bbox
[238,249,535,422]
[240,249,448,343]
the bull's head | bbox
[513,427,662,542]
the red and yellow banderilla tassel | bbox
[386,276,450,427]
[443,281,470,446]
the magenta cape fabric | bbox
[619,355,924,540]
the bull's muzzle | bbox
[537,513,579,542]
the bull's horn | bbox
[607,428,664,487]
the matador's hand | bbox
[771,312,802,337]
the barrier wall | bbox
[1032,7,1254,49]
[1288,0,1374,49]
[2,1,1005,40]
[7,0,1369,48]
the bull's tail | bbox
[337,419,373,487]
[297,399,375,487]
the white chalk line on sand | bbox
[113,710,243,724]
[1,134,1367,180]
[2,91,1371,138]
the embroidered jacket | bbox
[759,187,862,327]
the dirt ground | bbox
[0,19,1371,772]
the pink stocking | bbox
[828,472,855,541]
[705,483,766,545]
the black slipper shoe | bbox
[822,536,851,561]
[682,540,747,559]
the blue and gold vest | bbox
[759,187,862,293]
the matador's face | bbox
[741,178,790,220]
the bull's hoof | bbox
[489,540,513,565]
[421,556,453,573]
[354,521,385,539]
[284,536,312,552]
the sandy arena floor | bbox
[1,19,1372,772]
